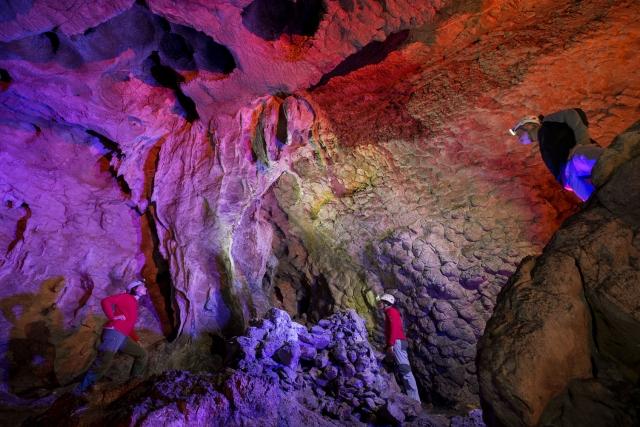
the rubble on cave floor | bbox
[25,308,484,427]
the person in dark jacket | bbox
[510,108,603,201]
[75,280,148,394]
[377,293,421,402]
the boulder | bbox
[478,122,640,426]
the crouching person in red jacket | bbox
[377,293,421,403]
[76,280,148,394]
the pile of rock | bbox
[34,308,483,426]
[234,308,418,423]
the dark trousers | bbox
[78,328,147,392]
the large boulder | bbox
[477,122,640,426]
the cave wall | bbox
[0,0,639,408]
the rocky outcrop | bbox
[477,122,640,426]
[31,309,453,427]
[234,308,421,423]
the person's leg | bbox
[563,158,595,201]
[119,337,148,379]
[77,329,127,392]
[564,144,603,201]
[392,340,421,403]
[571,145,603,175]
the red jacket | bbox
[384,306,406,346]
[101,293,140,341]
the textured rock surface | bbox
[0,0,639,417]
[30,309,454,427]
[234,308,420,423]
[477,123,640,426]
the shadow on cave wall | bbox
[241,0,326,41]
[0,277,66,396]
[312,29,410,89]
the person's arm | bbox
[543,109,590,146]
[101,295,126,321]
[385,312,393,351]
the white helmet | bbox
[509,115,541,135]
[377,293,395,305]
[126,279,146,292]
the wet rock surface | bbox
[477,122,640,426]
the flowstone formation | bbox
[477,123,640,426]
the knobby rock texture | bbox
[31,309,453,427]
[477,123,640,427]
[0,0,639,416]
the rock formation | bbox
[0,0,639,423]
[477,122,640,426]
[31,309,457,426]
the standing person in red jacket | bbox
[75,280,148,394]
[377,293,421,402]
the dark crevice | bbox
[174,91,199,122]
[311,30,410,89]
[0,68,12,91]
[196,34,236,74]
[261,187,336,324]
[43,31,59,53]
[72,273,94,319]
[274,285,284,304]
[145,203,179,341]
[307,274,335,322]
[148,51,199,122]
[162,22,237,74]
[276,101,288,146]
[86,130,124,159]
[251,114,269,167]
[575,258,602,378]
[297,279,311,317]
[242,0,326,41]
[86,130,131,197]
[110,167,132,196]
[209,333,230,368]
[216,254,247,337]
[160,32,195,70]
[149,51,183,89]
[6,203,31,254]
[138,137,179,340]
